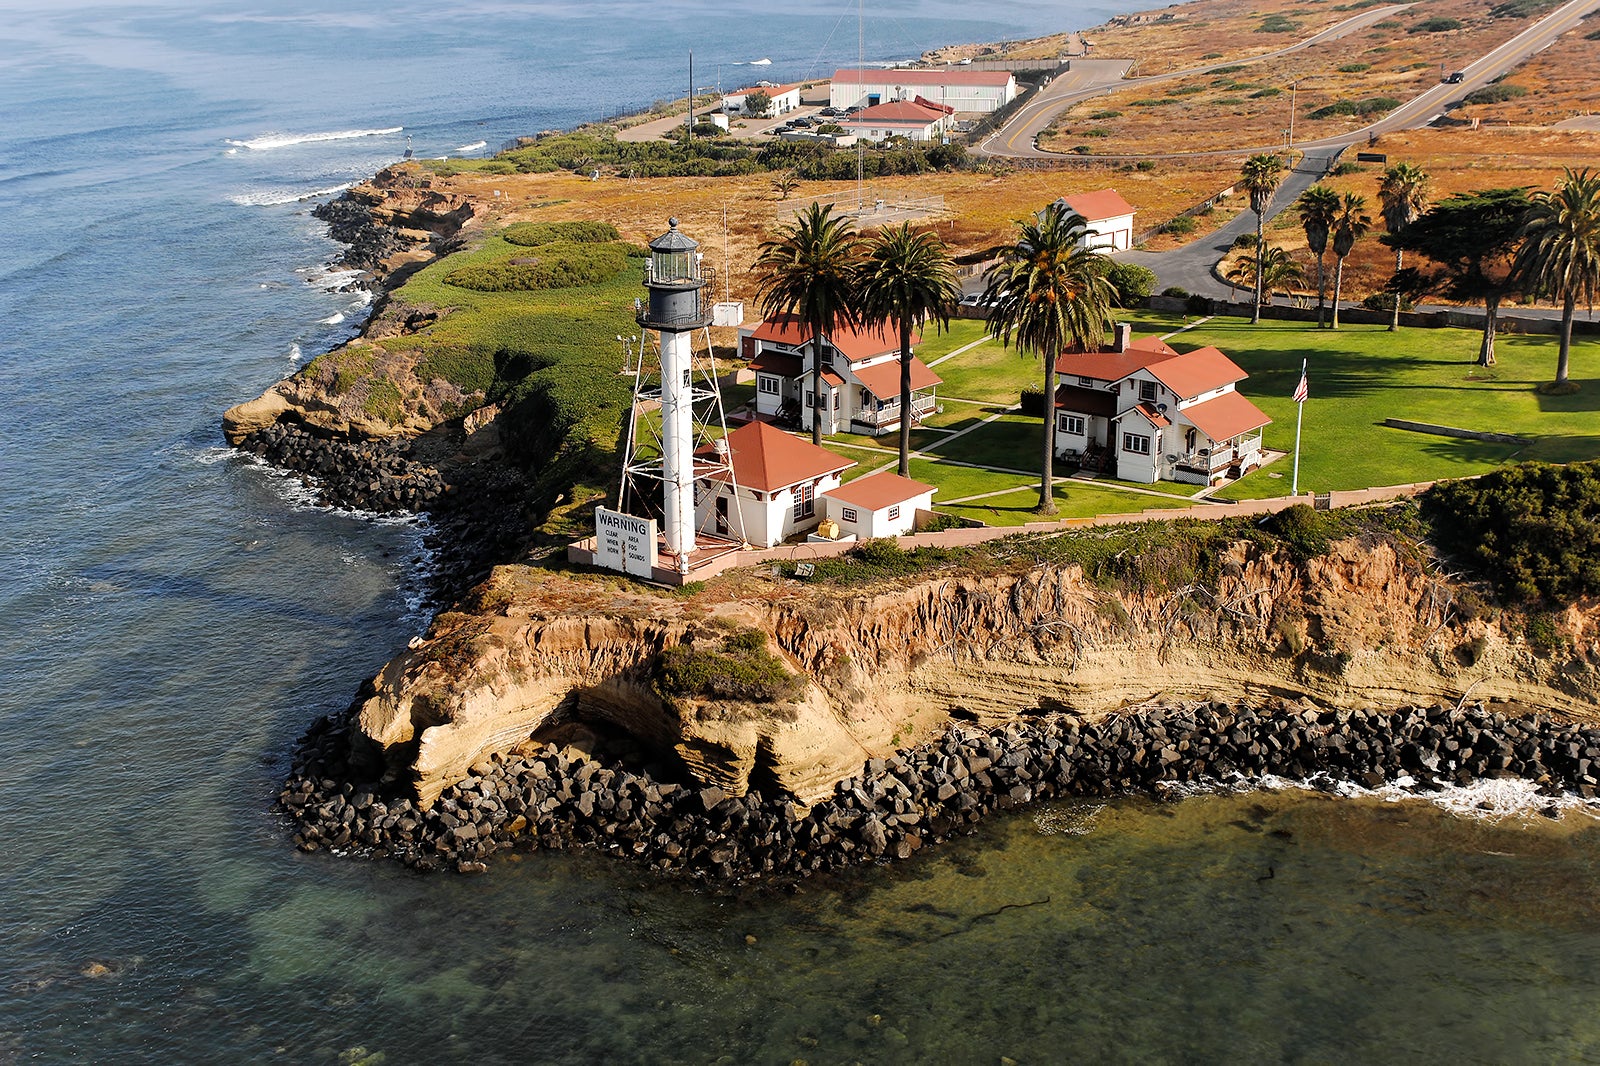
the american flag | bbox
[1292,365,1308,404]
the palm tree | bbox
[980,203,1115,516]
[1378,162,1431,331]
[1329,192,1372,330]
[1225,244,1305,305]
[1239,153,1287,324]
[753,202,861,444]
[1297,184,1341,328]
[854,223,961,477]
[1513,168,1600,389]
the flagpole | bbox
[1291,358,1306,496]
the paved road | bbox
[976,4,1412,160]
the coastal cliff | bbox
[342,526,1600,809]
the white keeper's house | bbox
[740,313,942,437]
[829,68,1017,113]
[722,82,803,117]
[1052,327,1271,485]
[1045,189,1137,251]
[695,421,854,548]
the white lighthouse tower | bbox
[595,218,742,579]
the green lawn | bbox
[914,318,992,361]
[1155,318,1600,499]
[940,481,1196,526]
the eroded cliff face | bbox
[346,536,1600,808]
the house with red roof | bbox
[839,98,952,143]
[740,313,942,437]
[1053,327,1271,485]
[820,470,937,539]
[829,68,1017,113]
[1046,189,1137,251]
[695,421,855,547]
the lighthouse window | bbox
[758,375,779,395]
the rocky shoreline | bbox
[280,699,1600,885]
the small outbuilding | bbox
[819,470,937,539]
[696,421,854,547]
[1045,189,1137,251]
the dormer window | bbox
[1140,380,1158,402]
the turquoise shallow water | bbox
[7,1,1600,1061]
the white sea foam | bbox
[288,343,303,364]
[188,445,239,467]
[224,127,403,152]
[1238,771,1600,823]
[228,182,357,208]
[303,267,365,292]
[454,140,487,153]
[319,313,345,325]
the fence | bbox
[1145,295,1600,336]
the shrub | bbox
[1135,160,1156,172]
[1130,98,1171,107]
[1372,19,1403,29]
[1463,83,1528,105]
[362,379,406,425]
[1524,613,1566,655]
[1211,65,1246,74]
[1249,87,1282,98]
[1167,85,1206,96]
[1256,14,1302,32]
[1082,128,1111,138]
[1587,27,1600,40]
[1338,63,1372,72]
[1019,386,1046,416]
[1421,461,1600,605]
[1331,161,1361,175]
[1262,505,1340,561]
[1410,16,1463,31]
[655,627,802,705]
[1308,97,1400,119]
[1232,233,1258,250]
[1162,215,1196,236]
[1161,286,1190,298]
[1089,109,1122,119]
[503,220,621,247]
[1185,293,1213,316]
[444,240,631,291]
[1491,0,1561,16]
[1105,261,1158,306]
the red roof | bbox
[1147,347,1248,399]
[825,471,937,511]
[729,82,802,97]
[852,357,941,399]
[1056,337,1179,381]
[1122,401,1171,429]
[749,314,914,362]
[706,421,854,493]
[820,370,846,388]
[1060,189,1136,223]
[1055,383,1118,417]
[844,100,949,126]
[832,68,1014,87]
[1181,390,1271,442]
[748,350,802,377]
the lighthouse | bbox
[638,218,709,569]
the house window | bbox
[758,375,780,395]
[841,506,859,524]
[805,390,815,409]
[1078,376,1093,387]
[887,505,901,521]
[793,482,815,521]
[1058,414,1085,435]
[1140,380,1158,403]
[1124,433,1151,455]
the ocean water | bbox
[7,1,1600,1061]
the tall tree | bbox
[1239,153,1287,324]
[1390,187,1531,366]
[1296,184,1341,328]
[1513,168,1600,389]
[980,203,1115,516]
[1329,192,1372,330]
[855,223,961,477]
[1377,162,1431,331]
[754,202,861,444]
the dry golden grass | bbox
[1038,0,1592,156]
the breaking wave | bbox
[229,182,356,207]
[454,140,487,153]
[224,126,404,151]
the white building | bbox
[741,313,941,437]
[722,82,803,118]
[820,471,937,539]
[696,421,854,547]
[1047,189,1137,251]
[1052,330,1271,485]
[829,68,1017,113]
[838,99,952,143]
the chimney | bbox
[1116,322,1132,352]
